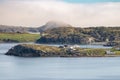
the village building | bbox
[59,45,79,51]
[106,50,115,55]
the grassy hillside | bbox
[0,33,40,42]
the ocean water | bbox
[0,43,120,80]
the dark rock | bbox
[103,42,119,47]
[2,39,19,43]
[5,45,41,57]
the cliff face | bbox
[5,45,41,57]
[5,44,106,57]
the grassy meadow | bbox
[0,33,40,42]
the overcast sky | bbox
[0,0,120,27]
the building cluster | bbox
[59,45,79,50]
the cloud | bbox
[0,0,120,27]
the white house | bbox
[106,50,115,55]
[67,45,79,50]
[59,45,79,51]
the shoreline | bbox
[4,52,120,58]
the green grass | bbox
[22,44,61,53]
[0,33,40,42]
[77,48,106,56]
[111,48,120,55]
[115,51,120,55]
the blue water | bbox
[39,44,112,49]
[0,43,120,80]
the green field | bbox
[115,51,120,55]
[0,33,40,42]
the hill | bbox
[36,27,94,44]
[36,27,120,44]
[0,25,39,33]
[38,21,72,32]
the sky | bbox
[0,0,120,27]
[64,0,120,3]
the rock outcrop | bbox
[5,44,62,57]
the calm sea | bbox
[0,43,120,80]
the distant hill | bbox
[0,25,27,33]
[0,21,72,33]
[0,25,39,33]
[38,21,72,32]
